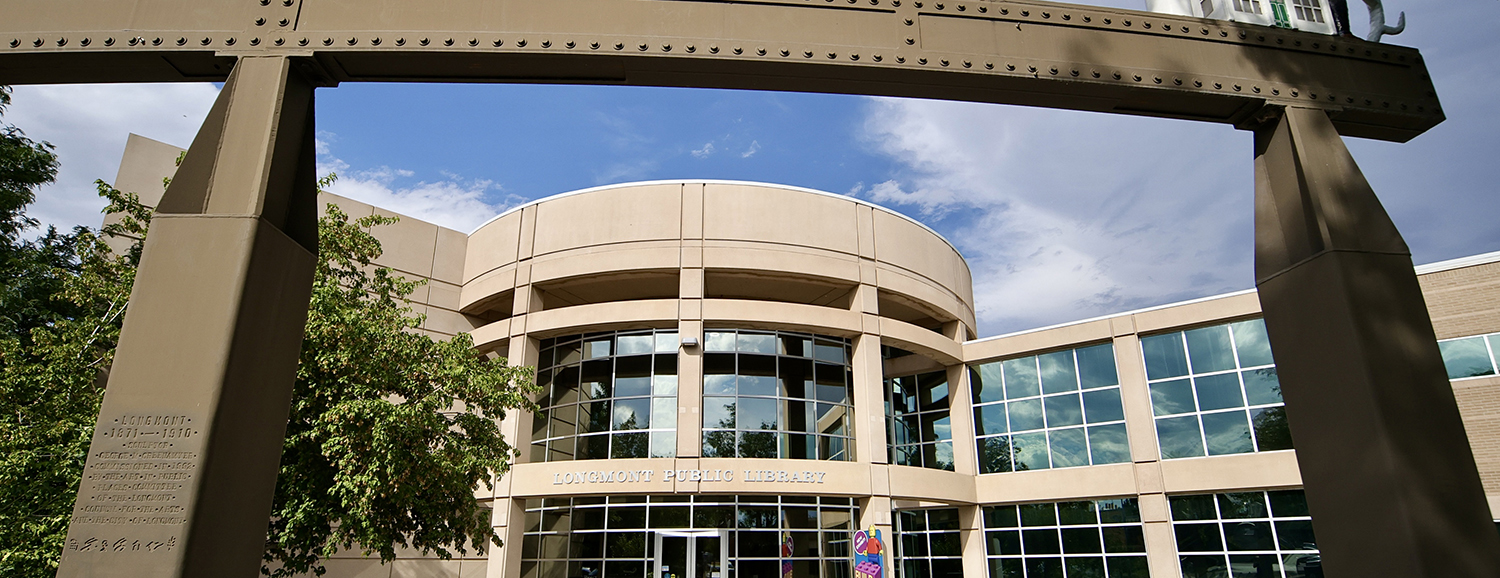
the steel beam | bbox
[1253,106,1500,578]
[0,0,1441,141]
[56,56,319,578]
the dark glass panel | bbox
[780,334,809,357]
[918,371,949,410]
[1002,357,1040,399]
[1024,557,1064,578]
[1186,325,1236,373]
[783,506,817,529]
[976,404,1007,435]
[649,506,689,529]
[990,558,1024,578]
[1179,555,1228,578]
[701,431,736,458]
[977,436,1014,474]
[1194,373,1245,411]
[739,432,777,458]
[1039,350,1079,394]
[608,506,646,529]
[610,433,647,458]
[927,509,960,530]
[1102,526,1147,553]
[1217,493,1268,519]
[1242,368,1282,405]
[693,506,734,528]
[612,398,650,430]
[986,529,1022,555]
[901,533,928,557]
[1019,503,1057,527]
[581,359,612,400]
[1170,495,1218,521]
[1061,528,1102,553]
[704,352,737,375]
[1057,501,1097,526]
[821,531,850,557]
[1064,557,1105,578]
[781,357,813,399]
[583,401,612,434]
[738,531,779,557]
[654,353,677,375]
[1251,407,1294,451]
[1223,521,1274,551]
[1274,520,1317,551]
[1267,490,1309,517]
[784,433,812,459]
[984,505,1018,528]
[1106,556,1151,578]
[1174,523,1224,552]
[547,436,575,462]
[1141,333,1189,380]
[929,531,962,556]
[579,434,610,460]
[572,532,604,558]
[1097,498,1141,524]
[813,339,845,364]
[605,532,646,558]
[930,558,964,578]
[553,365,581,403]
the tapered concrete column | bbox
[58,56,321,578]
[1253,106,1500,578]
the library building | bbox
[109,135,1500,578]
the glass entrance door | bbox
[655,530,727,578]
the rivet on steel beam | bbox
[284,0,294,5]
[298,38,308,46]
[641,43,650,51]
[851,53,860,60]
[1022,10,1030,16]
[1069,68,1078,76]
[541,40,551,48]
[1214,82,1222,89]
[1102,17,1110,24]
[1062,13,1070,20]
[346,37,357,46]
[1232,84,1241,91]
[444,38,454,46]
[80,38,91,46]
[733,47,742,54]
[1142,22,1150,28]
[616,42,625,50]
[1172,78,1181,85]
[896,56,906,63]
[1043,12,1051,18]
[892,0,900,6]
[963,60,972,68]
[1309,92,1316,99]
[875,0,882,5]
[1416,105,1424,112]
[274,38,285,46]
[128,37,139,46]
[1083,15,1091,22]
[279,18,290,26]
[1028,65,1036,72]
[1257,35,1265,41]
[8,39,18,48]
[225,37,236,46]
[1381,101,1388,107]
[958,4,965,11]
[935,3,944,9]
[1398,54,1406,61]
[1290,89,1298,96]
[515,39,525,47]
[1273,88,1280,95]
[1048,66,1056,74]
[686,44,695,52]
[104,37,115,46]
[567,41,577,49]
[803,50,813,57]
[1364,98,1371,105]
[1253,86,1262,93]
[1239,31,1247,39]
[914,1,923,7]
[250,38,260,46]
[905,38,915,45]
[590,41,600,49]
[1347,47,1355,53]
[469,38,479,46]
[323,37,333,46]
[56,38,67,46]
[1220,30,1228,37]
[1153,76,1161,84]
[1008,63,1016,71]
[778,47,788,56]
[396,38,406,46]
[260,0,270,5]
[1133,74,1142,81]
[904,18,913,25]
[371,37,381,45]
[978,5,986,12]
[829,52,837,59]
[420,38,431,46]
[1193,80,1202,87]
[1328,95,1335,101]
[1294,40,1301,47]
[709,45,719,53]
[1347,97,1354,103]
[664,44,673,52]
[1312,43,1320,49]
[1001,8,1008,14]
[874,54,883,62]
[1381,52,1388,58]
[256,18,266,26]
[918,57,927,64]
[850,0,858,4]
[942,59,950,66]
[1181,26,1189,32]
[1123,19,1131,26]
[202,37,212,45]
[757,47,766,55]
[1364,50,1371,56]
[1201,27,1208,34]
[1111,71,1120,79]
[31,38,42,47]
[1091,70,1100,78]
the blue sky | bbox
[5,0,1498,337]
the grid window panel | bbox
[1170,490,1320,578]
[1289,0,1325,22]
[1142,319,1293,460]
[897,509,965,578]
[1437,332,1500,380]
[1232,0,1264,13]
[971,343,1129,474]
[701,329,855,461]
[983,498,1148,578]
[886,370,955,471]
[531,329,680,462]
[521,495,858,578]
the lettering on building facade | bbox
[551,468,828,485]
[63,413,200,555]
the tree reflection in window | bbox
[701,329,855,461]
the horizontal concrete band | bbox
[0,0,1441,140]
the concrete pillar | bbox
[946,364,977,475]
[678,183,705,458]
[957,505,986,578]
[57,56,321,578]
[1253,106,1500,577]
[851,329,887,464]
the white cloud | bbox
[691,142,715,158]
[3,83,220,231]
[858,98,1253,335]
[741,140,761,158]
[316,156,510,233]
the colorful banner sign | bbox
[781,531,795,578]
[853,526,884,578]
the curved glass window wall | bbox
[520,495,859,578]
[701,330,854,461]
[886,370,954,471]
[531,330,679,462]
[969,343,1128,473]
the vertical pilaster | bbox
[857,497,894,578]
[58,56,322,578]
[1253,106,1500,577]
[957,505,986,578]
[486,498,527,578]
[946,364,977,475]
[851,287,886,464]
[678,183,705,458]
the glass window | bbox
[1170,490,1319,578]
[1143,319,1292,460]
[531,330,679,462]
[897,508,965,578]
[1290,0,1325,22]
[971,343,1129,474]
[983,498,1147,577]
[887,368,954,471]
[702,329,854,461]
[1437,333,1499,380]
[523,495,858,577]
